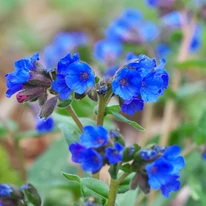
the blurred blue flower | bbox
[5,53,39,98]
[80,126,109,148]
[94,39,123,66]
[35,116,54,133]
[106,9,159,43]
[112,68,142,100]
[105,142,124,164]
[140,149,158,160]
[69,143,87,163]
[0,184,12,197]
[146,145,185,198]
[155,43,171,58]
[190,24,202,52]
[121,97,144,115]
[162,11,182,28]
[203,152,206,161]
[104,65,119,78]
[43,32,88,68]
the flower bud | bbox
[28,71,52,87]
[39,96,58,119]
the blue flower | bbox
[140,59,168,102]
[105,142,124,164]
[162,11,182,28]
[65,61,95,94]
[146,0,158,7]
[80,149,103,173]
[69,143,86,163]
[80,126,109,148]
[35,116,54,133]
[5,52,39,97]
[140,149,158,160]
[94,40,123,65]
[0,184,12,197]
[112,68,142,100]
[104,66,119,78]
[121,97,144,115]
[190,24,202,53]
[155,43,171,58]
[146,145,185,198]
[43,32,88,68]
[203,153,206,161]
[52,74,72,100]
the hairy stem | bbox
[107,179,118,206]
[67,105,83,132]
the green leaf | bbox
[81,178,109,200]
[194,110,206,145]
[120,164,131,173]
[62,173,81,183]
[176,59,206,70]
[57,99,72,108]
[105,105,121,113]
[106,111,144,131]
[123,144,141,162]
[24,184,42,206]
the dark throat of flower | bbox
[120,78,128,86]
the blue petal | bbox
[69,143,86,163]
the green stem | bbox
[14,139,27,182]
[117,173,129,185]
[107,179,118,206]
[67,105,83,132]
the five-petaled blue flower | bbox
[0,184,12,197]
[5,53,39,98]
[112,68,142,100]
[146,145,185,198]
[52,52,95,99]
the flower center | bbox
[120,78,128,86]
[150,166,158,174]
[81,72,89,80]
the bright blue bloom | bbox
[43,32,88,68]
[80,149,103,173]
[65,61,95,94]
[104,66,119,78]
[94,40,123,65]
[69,143,86,163]
[146,145,185,198]
[146,0,158,7]
[5,53,39,98]
[80,126,109,148]
[105,142,124,164]
[52,74,72,100]
[53,52,95,96]
[155,43,171,58]
[121,97,144,115]
[162,11,182,28]
[112,68,142,100]
[57,53,80,75]
[190,24,202,52]
[35,116,54,133]
[0,184,12,197]
[141,59,168,102]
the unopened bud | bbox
[39,96,58,119]
[88,88,98,102]
[28,71,52,87]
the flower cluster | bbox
[0,184,12,197]
[43,32,88,69]
[5,53,52,105]
[52,53,95,100]
[112,54,169,115]
[141,145,185,198]
[69,126,124,173]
